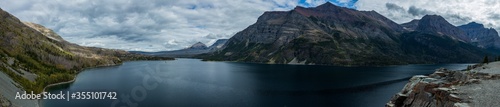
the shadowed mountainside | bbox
[199,2,494,66]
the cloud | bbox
[407,6,434,16]
[385,3,404,12]
[0,0,303,52]
[5,0,499,52]
[303,0,328,7]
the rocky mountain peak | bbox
[421,15,445,21]
[461,22,485,29]
[316,2,338,9]
[459,22,500,49]
[416,15,470,42]
[294,2,352,17]
[188,42,208,49]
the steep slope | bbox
[458,22,500,50]
[0,8,172,106]
[400,32,486,63]
[415,15,470,42]
[201,3,491,66]
[207,39,228,51]
[401,19,419,31]
[203,2,407,65]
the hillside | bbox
[0,8,172,106]
[458,22,500,50]
[200,2,493,66]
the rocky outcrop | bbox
[387,64,500,107]
[458,22,500,49]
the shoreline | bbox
[36,63,123,107]
[201,58,475,68]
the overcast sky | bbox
[1,0,499,51]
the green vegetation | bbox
[0,10,173,94]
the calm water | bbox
[42,59,471,107]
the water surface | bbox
[42,59,471,107]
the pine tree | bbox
[483,56,489,64]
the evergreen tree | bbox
[483,56,489,64]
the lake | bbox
[41,59,471,107]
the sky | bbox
[1,0,499,52]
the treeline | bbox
[482,55,500,64]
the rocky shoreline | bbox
[387,62,500,107]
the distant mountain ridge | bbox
[188,42,208,49]
[458,22,500,50]
[131,39,228,57]
[199,2,497,66]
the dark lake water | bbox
[42,59,471,107]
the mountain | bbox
[415,15,470,42]
[0,8,172,106]
[208,39,228,51]
[458,22,500,50]
[200,2,493,65]
[131,39,228,57]
[401,19,419,31]
[188,42,208,49]
[202,2,410,65]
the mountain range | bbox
[199,2,499,66]
[130,39,228,57]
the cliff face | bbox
[201,2,492,66]
[416,15,470,42]
[204,2,409,65]
[458,22,500,50]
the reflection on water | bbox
[42,59,471,107]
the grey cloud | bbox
[385,3,405,12]
[1,0,299,51]
[444,14,472,25]
[204,33,233,39]
[408,5,434,16]
[488,14,500,20]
